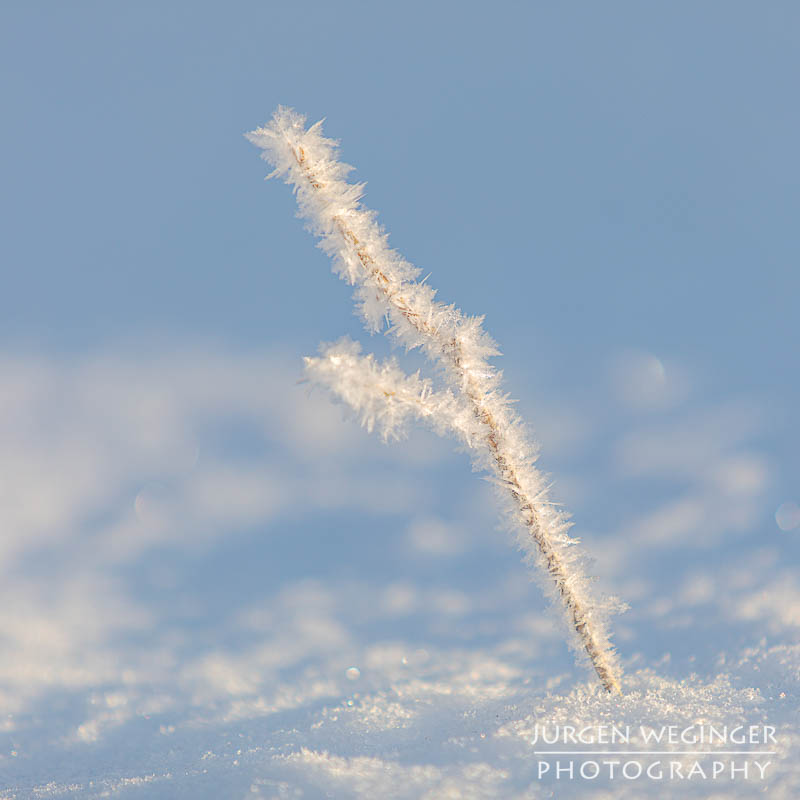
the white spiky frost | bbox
[304,338,476,445]
[248,107,624,693]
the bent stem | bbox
[252,112,623,693]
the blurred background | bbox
[0,2,798,796]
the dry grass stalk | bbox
[247,108,623,693]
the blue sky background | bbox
[2,2,798,487]
[1,3,799,796]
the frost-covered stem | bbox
[248,109,622,692]
[336,217,618,692]
[330,216,619,692]
[303,339,461,442]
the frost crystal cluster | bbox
[247,107,624,692]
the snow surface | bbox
[0,347,797,798]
